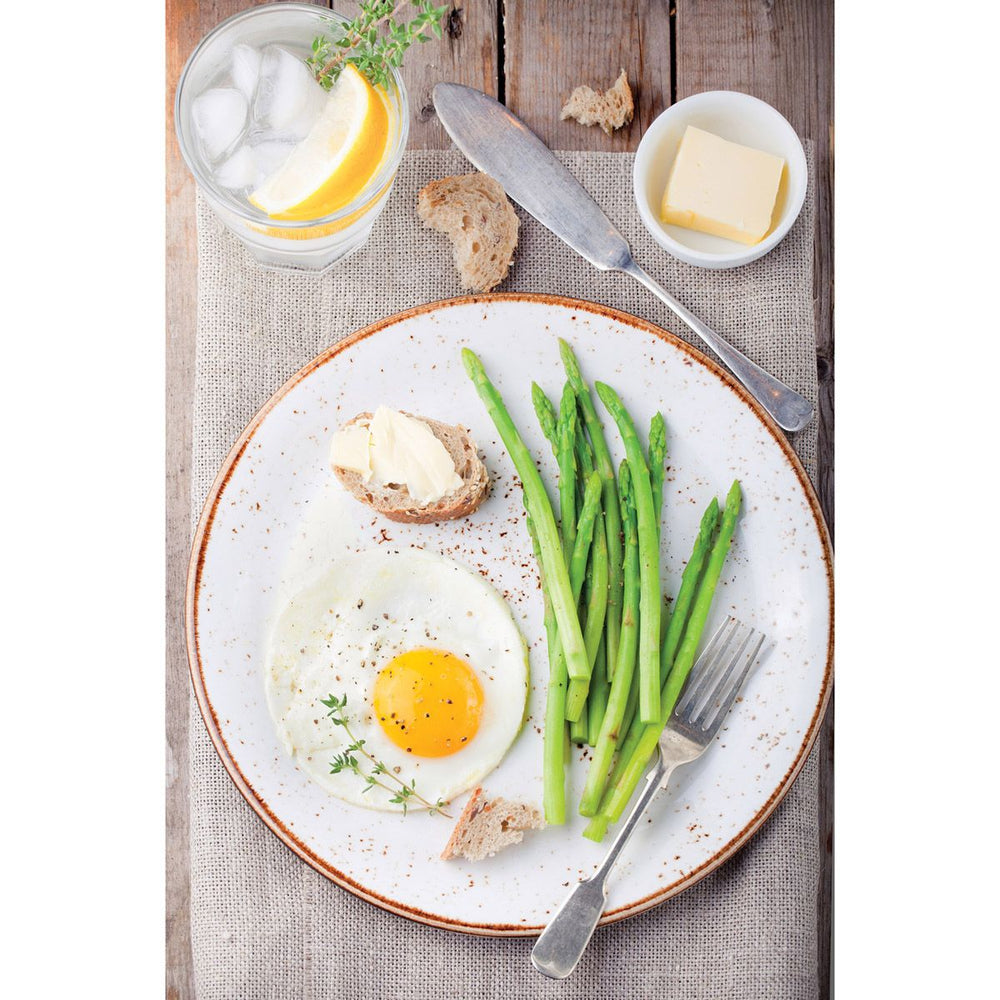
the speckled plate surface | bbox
[186,294,832,935]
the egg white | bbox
[264,548,529,811]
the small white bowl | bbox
[633,90,807,269]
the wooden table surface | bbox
[166,2,833,997]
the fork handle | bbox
[531,754,671,980]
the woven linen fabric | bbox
[189,147,821,1000]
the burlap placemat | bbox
[189,147,821,1000]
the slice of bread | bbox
[332,411,489,524]
[560,69,634,136]
[417,172,519,292]
[440,787,545,862]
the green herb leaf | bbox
[322,693,452,818]
[307,1,449,91]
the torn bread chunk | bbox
[560,69,634,136]
[441,787,545,862]
[417,172,519,292]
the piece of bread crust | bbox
[417,172,519,292]
[332,412,489,524]
[440,787,545,862]
[560,69,634,136]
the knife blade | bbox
[431,83,814,433]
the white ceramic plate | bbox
[186,294,832,935]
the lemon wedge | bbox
[249,64,390,222]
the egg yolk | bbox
[373,648,484,757]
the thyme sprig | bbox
[307,1,449,91]
[321,693,451,817]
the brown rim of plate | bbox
[184,292,834,937]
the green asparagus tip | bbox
[531,383,558,446]
[725,479,742,511]
[460,347,481,377]
[618,458,632,501]
[649,412,666,448]
[560,381,577,415]
[703,496,720,527]
[558,338,583,384]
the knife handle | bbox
[623,260,814,433]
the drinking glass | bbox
[175,3,409,272]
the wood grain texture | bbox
[504,0,672,152]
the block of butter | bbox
[660,125,785,246]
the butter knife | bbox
[432,83,813,433]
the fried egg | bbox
[265,548,529,811]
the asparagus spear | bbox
[569,710,590,744]
[531,381,559,449]
[568,534,594,727]
[462,349,589,683]
[648,412,667,542]
[542,624,569,823]
[659,481,742,725]
[587,634,609,747]
[585,515,609,670]
[573,414,597,491]
[560,340,624,686]
[659,600,672,650]
[591,481,743,831]
[569,471,602,601]
[566,508,609,721]
[580,459,641,815]
[620,674,640,748]
[595,381,661,724]
[557,384,578,557]
[532,382,601,604]
[527,513,568,825]
[660,499,721,681]
[564,422,607,722]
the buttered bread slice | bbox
[331,409,489,524]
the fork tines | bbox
[675,617,766,734]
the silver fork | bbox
[531,617,767,980]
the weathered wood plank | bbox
[504,0,673,152]
[674,4,834,998]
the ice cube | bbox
[192,88,248,162]
[251,140,297,188]
[214,145,258,190]
[253,46,326,141]
[231,44,261,102]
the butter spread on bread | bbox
[331,408,489,523]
